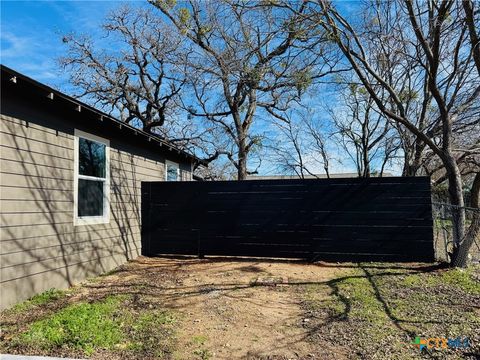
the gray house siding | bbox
[0,84,193,309]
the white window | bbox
[165,160,180,181]
[74,129,110,225]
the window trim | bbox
[165,160,180,181]
[73,129,110,226]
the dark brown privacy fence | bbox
[141,177,434,262]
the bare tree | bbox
[269,105,331,178]
[463,0,480,75]
[305,114,331,178]
[313,0,479,266]
[152,0,339,179]
[194,158,237,181]
[60,5,233,169]
[329,84,400,177]
[61,7,190,135]
[271,116,309,178]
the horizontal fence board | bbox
[141,177,434,262]
[149,215,433,228]
[149,229,431,241]
[148,200,432,213]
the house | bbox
[0,65,203,309]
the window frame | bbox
[165,160,180,181]
[73,129,110,226]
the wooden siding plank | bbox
[0,90,192,309]
[0,115,73,140]
[1,146,73,169]
[0,224,141,243]
[1,209,140,228]
[0,246,136,283]
[1,232,141,268]
[0,199,141,214]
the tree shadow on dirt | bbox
[3,257,466,359]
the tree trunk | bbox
[402,150,415,176]
[237,158,247,180]
[412,140,425,175]
[362,148,370,178]
[451,172,480,268]
[402,156,423,177]
[442,153,468,267]
[237,138,248,181]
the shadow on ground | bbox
[1,256,478,360]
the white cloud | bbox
[0,30,62,84]
[0,31,30,59]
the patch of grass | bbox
[403,266,480,294]
[441,267,480,294]
[9,289,65,313]
[126,309,177,355]
[190,334,210,359]
[14,294,178,357]
[303,283,344,318]
[18,295,126,355]
[192,334,208,346]
[301,264,480,359]
[336,272,388,325]
[193,348,212,360]
[401,273,424,287]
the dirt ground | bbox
[85,257,343,359]
[1,256,479,359]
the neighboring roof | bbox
[246,173,393,180]
[0,64,206,166]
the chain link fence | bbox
[432,202,480,263]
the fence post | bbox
[141,182,152,256]
[147,183,152,256]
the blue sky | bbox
[1,0,402,176]
[1,1,138,90]
[1,0,358,89]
